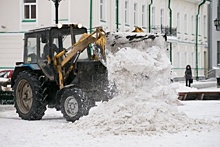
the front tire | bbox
[13,71,47,120]
[60,88,84,122]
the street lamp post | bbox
[214,18,220,31]
[52,0,62,24]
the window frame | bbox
[176,51,180,68]
[184,51,188,65]
[23,0,36,21]
[198,17,201,36]
[218,0,220,19]
[177,12,180,33]
[217,41,220,64]
[134,3,138,26]
[184,14,188,35]
[141,5,146,27]
[203,15,207,37]
[191,15,194,35]
[160,9,164,26]
[125,1,129,25]
[151,7,155,28]
[100,0,106,22]
[191,51,195,68]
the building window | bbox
[203,15,207,37]
[185,51,188,64]
[125,1,129,25]
[160,9,164,27]
[100,0,106,21]
[218,0,220,19]
[177,51,180,68]
[191,51,195,68]
[191,15,194,35]
[152,7,155,28]
[184,14,187,34]
[142,5,146,27]
[134,3,138,26]
[177,13,180,33]
[23,0,36,20]
[198,17,201,36]
[217,41,220,64]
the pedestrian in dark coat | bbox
[185,65,192,87]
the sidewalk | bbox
[177,78,217,89]
[191,80,217,89]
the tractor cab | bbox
[19,24,93,83]
[24,24,91,64]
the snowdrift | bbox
[74,32,220,135]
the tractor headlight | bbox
[57,23,63,29]
[77,23,83,28]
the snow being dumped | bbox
[74,32,219,135]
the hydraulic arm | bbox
[54,27,106,89]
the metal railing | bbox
[205,69,216,79]
[151,25,177,36]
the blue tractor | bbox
[11,24,110,122]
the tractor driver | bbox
[42,36,59,60]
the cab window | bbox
[25,37,37,63]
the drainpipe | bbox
[89,0,93,59]
[168,0,172,63]
[90,0,93,33]
[116,0,119,32]
[195,0,206,80]
[148,0,153,33]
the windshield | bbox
[51,28,88,59]
[62,34,88,59]
[25,27,89,64]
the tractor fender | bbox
[55,84,76,100]
[11,63,41,87]
[54,84,76,109]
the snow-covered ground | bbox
[0,32,220,147]
[0,98,220,147]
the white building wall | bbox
[0,34,23,69]
[0,1,23,69]
[69,1,91,28]
[37,0,53,27]
[0,0,210,79]
[0,1,20,32]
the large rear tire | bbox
[13,71,47,120]
[60,88,84,122]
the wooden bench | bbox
[178,91,220,100]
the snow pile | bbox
[106,32,166,54]
[74,33,219,135]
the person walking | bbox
[185,65,192,87]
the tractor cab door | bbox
[24,31,57,81]
[24,34,38,64]
[37,31,58,81]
